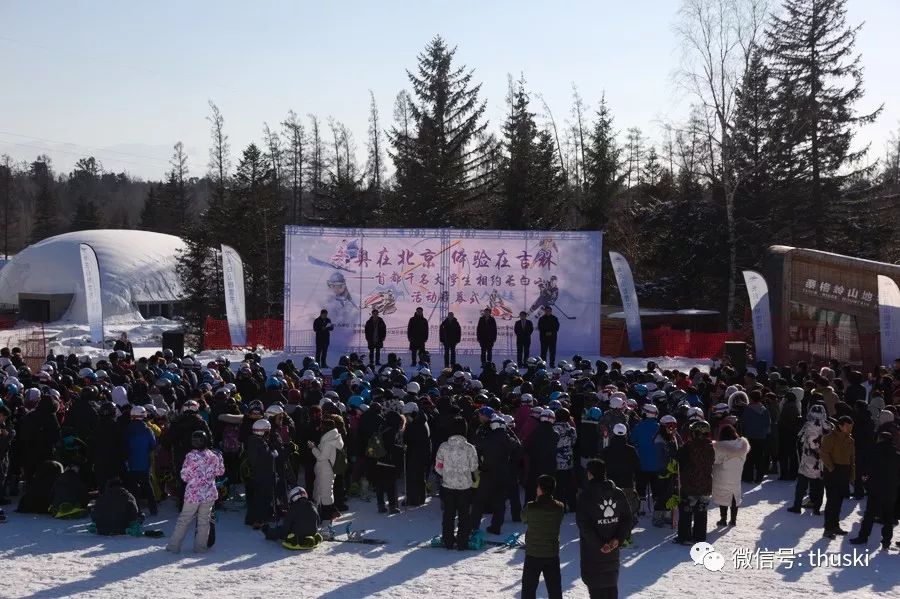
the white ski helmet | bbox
[642,404,659,418]
[252,419,272,434]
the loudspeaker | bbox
[724,341,747,373]
[162,330,185,359]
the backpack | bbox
[332,447,348,475]
[366,428,387,460]
[222,424,241,454]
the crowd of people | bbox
[0,342,898,598]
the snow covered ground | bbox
[0,480,894,599]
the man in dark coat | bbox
[91,478,140,535]
[470,416,514,534]
[601,424,641,532]
[312,309,334,368]
[777,391,802,480]
[476,308,498,366]
[18,395,61,485]
[93,403,126,492]
[0,405,15,503]
[246,423,276,527]
[357,402,385,495]
[850,432,900,549]
[525,413,559,503]
[514,311,534,366]
[64,390,98,445]
[577,459,632,599]
[113,333,134,360]
[364,309,387,367]
[403,407,431,506]
[537,306,560,367]
[439,312,462,368]
[406,307,429,366]
[851,400,875,499]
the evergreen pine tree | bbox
[500,77,538,230]
[69,198,102,231]
[176,220,217,351]
[389,36,496,227]
[158,142,190,235]
[140,185,163,231]
[0,155,21,259]
[30,157,60,243]
[731,47,776,265]
[766,0,882,247]
[230,143,283,319]
[499,76,565,230]
[642,146,662,188]
[581,96,625,228]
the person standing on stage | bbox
[313,309,334,368]
[365,309,387,367]
[407,307,429,366]
[439,312,462,368]
[514,311,534,366]
[538,306,560,368]
[477,308,498,366]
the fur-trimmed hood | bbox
[714,437,750,457]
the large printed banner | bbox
[878,275,900,367]
[608,251,643,352]
[221,244,247,347]
[742,270,774,365]
[79,243,103,344]
[284,227,603,357]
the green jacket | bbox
[522,494,565,558]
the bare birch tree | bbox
[676,0,769,328]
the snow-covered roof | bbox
[0,229,186,322]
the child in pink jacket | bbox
[166,431,224,553]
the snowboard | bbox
[322,521,386,545]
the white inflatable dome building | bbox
[0,229,186,322]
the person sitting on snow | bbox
[16,460,63,514]
[91,477,141,535]
[262,486,322,550]
[50,464,90,519]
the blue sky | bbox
[1,0,897,180]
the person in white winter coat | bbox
[308,418,344,521]
[787,404,831,515]
[434,416,479,550]
[712,425,750,526]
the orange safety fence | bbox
[640,326,745,359]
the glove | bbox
[271,450,279,458]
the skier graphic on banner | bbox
[488,289,515,320]
[530,275,560,314]
[323,271,358,324]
